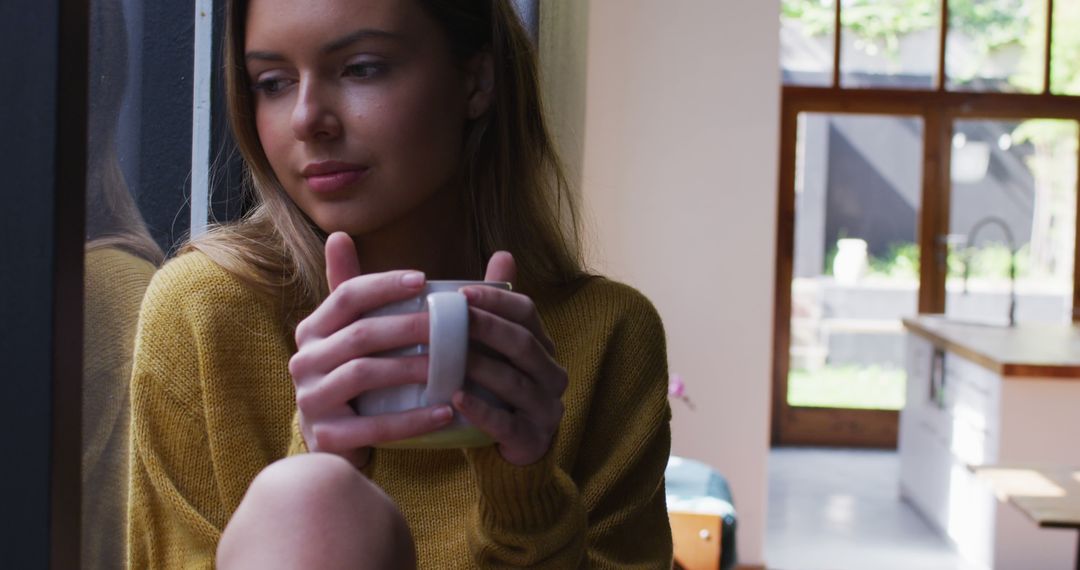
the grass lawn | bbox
[787,365,906,410]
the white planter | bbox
[834,238,868,284]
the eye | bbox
[343,61,388,80]
[251,75,293,97]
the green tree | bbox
[782,0,1029,60]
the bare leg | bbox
[217,453,416,570]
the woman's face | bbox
[244,0,488,237]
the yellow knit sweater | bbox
[128,251,673,568]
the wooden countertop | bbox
[903,315,1080,379]
[972,465,1080,529]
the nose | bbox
[290,77,341,142]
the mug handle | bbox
[422,291,469,407]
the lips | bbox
[301,161,369,193]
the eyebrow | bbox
[245,29,405,63]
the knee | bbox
[249,453,376,506]
[218,454,414,570]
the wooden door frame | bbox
[771,87,1080,447]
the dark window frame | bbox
[0,0,87,565]
[1,0,201,562]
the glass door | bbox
[776,111,925,447]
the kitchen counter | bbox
[900,316,1080,568]
[902,315,1080,379]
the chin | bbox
[309,211,389,238]
[301,195,433,240]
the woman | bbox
[127,0,673,567]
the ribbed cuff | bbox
[465,445,566,531]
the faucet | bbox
[961,216,1017,327]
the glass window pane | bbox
[84,0,186,567]
[945,119,1077,325]
[946,0,1046,93]
[1051,0,1080,95]
[840,0,941,90]
[789,113,925,411]
[782,0,837,86]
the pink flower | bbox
[668,373,695,411]
[669,374,686,398]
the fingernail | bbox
[402,271,425,288]
[459,287,477,301]
[432,405,453,423]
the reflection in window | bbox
[84,0,162,568]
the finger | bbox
[294,356,428,417]
[296,270,426,342]
[452,391,548,466]
[291,313,430,376]
[466,307,567,397]
[484,251,516,285]
[325,232,362,293]
[459,286,554,354]
[309,405,455,452]
[465,351,545,419]
[452,390,520,445]
[298,410,370,467]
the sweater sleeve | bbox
[127,270,224,570]
[463,445,587,567]
[576,287,674,568]
[461,284,673,568]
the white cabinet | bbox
[899,332,1080,570]
[899,335,998,568]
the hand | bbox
[289,232,455,468]
[454,252,568,466]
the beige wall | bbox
[539,0,590,193]
[543,0,781,564]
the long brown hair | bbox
[189,0,585,319]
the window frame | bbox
[0,0,87,565]
[773,0,1080,447]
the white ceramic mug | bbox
[351,280,510,449]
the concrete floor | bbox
[766,447,980,570]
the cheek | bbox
[357,75,467,177]
[254,108,290,168]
